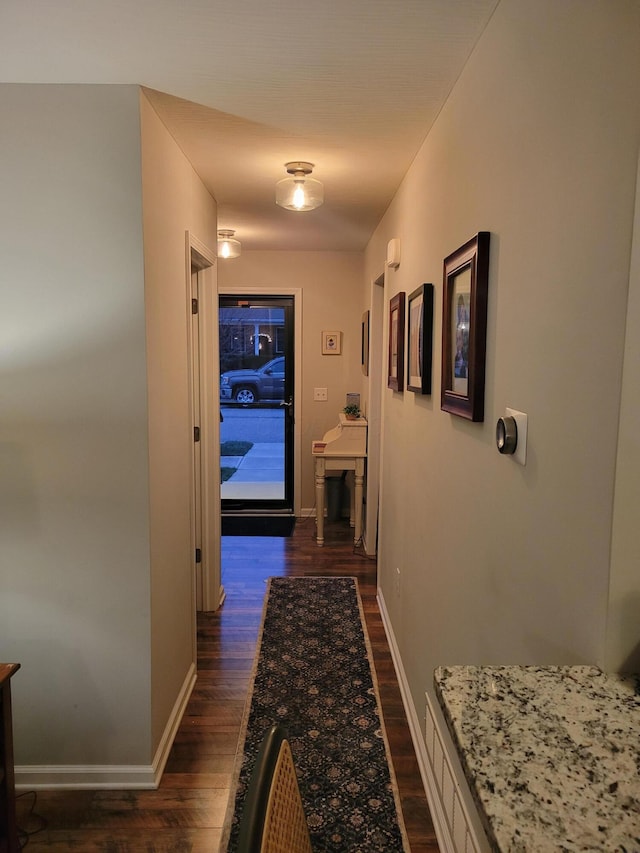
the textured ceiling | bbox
[0,0,499,251]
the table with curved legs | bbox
[312,415,367,547]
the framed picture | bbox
[441,232,490,421]
[361,311,370,376]
[387,292,405,391]
[322,330,342,355]
[407,284,434,394]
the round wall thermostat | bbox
[496,416,518,455]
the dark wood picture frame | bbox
[361,310,370,376]
[387,292,406,391]
[441,232,490,421]
[407,283,434,394]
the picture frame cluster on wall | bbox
[386,286,434,395]
[384,231,490,421]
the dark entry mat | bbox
[221,515,296,537]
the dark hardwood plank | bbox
[15,520,438,851]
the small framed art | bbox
[441,232,490,421]
[387,292,405,391]
[407,283,434,394]
[322,331,342,355]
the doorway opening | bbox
[363,272,385,558]
[219,294,295,528]
[188,232,222,613]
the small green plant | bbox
[342,403,361,418]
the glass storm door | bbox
[219,295,294,513]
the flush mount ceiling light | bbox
[217,229,241,259]
[275,162,324,212]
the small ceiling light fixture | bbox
[275,161,324,212]
[217,229,241,259]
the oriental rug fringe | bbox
[222,575,409,852]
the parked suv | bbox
[219,356,285,404]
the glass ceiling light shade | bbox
[275,162,324,211]
[217,229,241,259]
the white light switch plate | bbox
[314,387,328,401]
[506,407,527,466]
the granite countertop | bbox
[434,665,640,852]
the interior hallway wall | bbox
[0,84,218,784]
[607,151,640,672]
[0,84,152,769]
[364,0,640,731]
[140,92,218,752]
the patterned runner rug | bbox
[222,575,409,852]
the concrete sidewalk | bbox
[221,442,285,500]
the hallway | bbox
[16,520,437,851]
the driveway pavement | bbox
[220,405,284,443]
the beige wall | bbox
[0,84,152,768]
[608,152,640,671]
[140,93,218,752]
[364,0,640,730]
[0,85,218,785]
[218,251,364,508]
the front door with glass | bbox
[219,295,294,513]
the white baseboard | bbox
[16,662,197,791]
[151,661,197,785]
[15,764,158,790]
[377,588,455,853]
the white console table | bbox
[312,415,367,547]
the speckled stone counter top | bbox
[434,665,640,852]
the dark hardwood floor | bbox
[16,518,438,851]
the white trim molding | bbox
[377,587,453,852]
[151,662,197,786]
[186,230,222,613]
[15,764,158,791]
[377,587,490,853]
[16,663,197,791]
[377,589,489,852]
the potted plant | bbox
[342,403,361,420]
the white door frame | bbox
[219,286,303,517]
[363,273,385,556]
[186,232,223,612]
